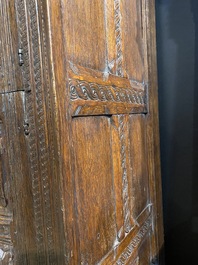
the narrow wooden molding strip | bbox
[114,0,123,76]
[99,207,152,265]
[118,115,132,234]
[115,216,151,265]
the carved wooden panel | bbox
[69,112,153,264]
[115,218,152,265]
[0,0,65,264]
[60,0,156,263]
[72,117,116,264]
[129,115,149,219]
[0,0,163,264]
[120,0,146,81]
[69,64,147,116]
[100,213,152,265]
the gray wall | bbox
[156,0,198,264]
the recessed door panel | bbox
[129,114,149,219]
[62,0,107,71]
[72,116,116,264]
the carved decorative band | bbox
[114,0,123,76]
[69,79,146,105]
[118,115,131,233]
[16,0,56,261]
[116,216,152,265]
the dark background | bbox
[156,0,198,264]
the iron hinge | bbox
[18,48,24,66]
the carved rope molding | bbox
[69,79,146,105]
[114,0,123,76]
[39,1,58,260]
[29,0,55,259]
[16,0,45,256]
[16,0,56,262]
[118,115,131,234]
[116,216,152,265]
[28,0,56,261]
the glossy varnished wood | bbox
[0,0,163,264]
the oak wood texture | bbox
[0,0,164,264]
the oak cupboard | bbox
[0,0,164,264]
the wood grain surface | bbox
[0,0,163,264]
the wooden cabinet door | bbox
[0,0,163,264]
[51,0,164,264]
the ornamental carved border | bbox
[116,216,152,265]
[118,115,131,234]
[69,79,146,105]
[15,0,58,262]
[114,0,123,76]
